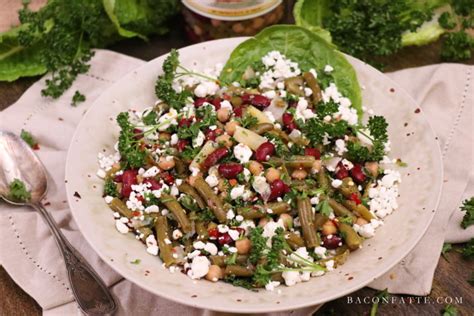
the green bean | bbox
[224,265,254,277]
[160,193,192,233]
[303,71,322,104]
[109,198,132,218]
[338,222,362,250]
[155,215,175,267]
[342,200,375,221]
[195,221,208,240]
[285,232,305,250]
[174,157,187,177]
[317,168,333,195]
[363,180,373,199]
[210,255,249,267]
[237,202,290,219]
[136,226,153,241]
[194,176,227,223]
[297,197,319,248]
[327,198,357,221]
[267,156,315,169]
[178,182,206,209]
[266,129,290,143]
[314,213,329,229]
[250,123,274,135]
[338,177,360,199]
[284,76,305,96]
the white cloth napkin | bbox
[0,50,473,315]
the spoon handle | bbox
[32,203,117,315]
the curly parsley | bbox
[460,197,474,229]
[8,179,31,202]
[116,112,146,169]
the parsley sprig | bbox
[8,179,31,202]
[460,197,474,229]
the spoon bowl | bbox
[0,130,117,315]
[0,130,47,205]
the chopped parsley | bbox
[460,197,474,229]
[441,243,452,261]
[316,199,333,217]
[103,178,119,197]
[461,238,474,260]
[116,112,146,169]
[130,259,141,265]
[8,179,31,202]
[20,129,38,149]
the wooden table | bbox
[1,6,473,316]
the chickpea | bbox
[205,265,224,282]
[210,19,221,27]
[225,121,240,136]
[216,134,233,148]
[235,238,251,255]
[217,108,231,123]
[158,156,175,170]
[278,213,293,229]
[232,23,245,33]
[159,132,171,141]
[193,25,203,36]
[311,160,322,174]
[365,162,379,177]
[291,169,307,180]
[321,220,338,236]
[265,167,281,182]
[258,217,270,227]
[248,161,264,175]
[356,217,369,226]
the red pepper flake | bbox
[349,193,362,205]
[73,191,81,199]
[44,202,51,206]
[348,276,354,280]
[389,88,395,92]
[32,144,40,150]
[132,211,141,217]
[414,108,421,113]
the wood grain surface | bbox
[0,2,473,316]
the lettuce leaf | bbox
[293,0,332,43]
[0,26,46,81]
[219,25,362,117]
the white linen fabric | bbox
[0,50,472,315]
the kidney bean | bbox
[160,172,175,185]
[143,178,162,190]
[218,233,232,245]
[335,162,349,180]
[211,98,221,110]
[251,95,271,109]
[178,117,193,127]
[208,228,219,239]
[282,112,294,126]
[203,147,228,169]
[205,129,218,141]
[286,121,297,132]
[114,174,123,182]
[351,164,366,183]
[269,179,290,201]
[177,139,189,152]
[233,106,244,117]
[121,169,138,197]
[194,97,210,108]
[322,235,343,249]
[304,147,321,159]
[241,94,252,104]
[218,163,244,179]
[255,142,275,162]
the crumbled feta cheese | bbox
[335,139,347,155]
[220,100,233,110]
[324,65,334,73]
[252,176,271,199]
[282,271,301,286]
[143,166,160,178]
[204,242,218,255]
[262,220,285,246]
[217,224,229,233]
[230,185,246,199]
[331,179,343,188]
[187,256,210,279]
[341,159,354,170]
[314,246,327,259]
[96,169,106,179]
[145,205,159,213]
[193,131,205,147]
[228,247,238,253]
[357,129,374,147]
[235,215,244,222]
[265,281,281,291]
[104,196,113,204]
[170,134,179,145]
[172,229,183,240]
[263,111,276,123]
[263,90,277,99]
[228,229,240,241]
[239,220,255,234]
[233,144,253,163]
[368,170,401,218]
[325,260,335,271]
[157,108,178,131]
[194,81,219,97]
[115,220,129,234]
[226,209,235,219]
[193,241,206,249]
[310,196,319,205]
[205,174,219,188]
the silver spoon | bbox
[0,130,117,315]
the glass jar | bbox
[182,0,285,42]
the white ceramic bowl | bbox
[65,38,443,313]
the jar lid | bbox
[182,0,283,21]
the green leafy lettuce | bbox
[219,25,362,117]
